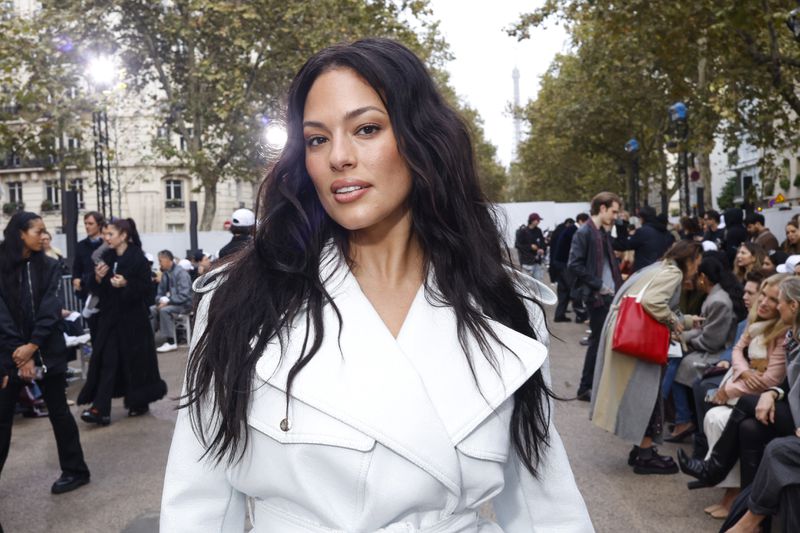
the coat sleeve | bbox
[29,263,63,349]
[686,298,734,354]
[118,254,153,305]
[169,268,193,307]
[160,286,246,532]
[493,420,594,532]
[568,230,602,292]
[638,267,681,326]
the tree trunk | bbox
[696,35,714,211]
[200,181,217,231]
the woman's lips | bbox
[331,180,371,204]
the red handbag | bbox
[611,276,671,365]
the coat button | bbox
[280,418,291,432]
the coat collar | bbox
[253,245,548,497]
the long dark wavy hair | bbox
[699,256,747,321]
[0,212,46,329]
[182,38,553,475]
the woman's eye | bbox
[305,136,326,147]
[357,124,380,135]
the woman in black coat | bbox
[0,212,90,494]
[78,218,167,425]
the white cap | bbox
[777,255,800,274]
[145,252,155,263]
[178,258,194,271]
[231,208,255,227]
[701,241,718,252]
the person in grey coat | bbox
[663,257,743,442]
[150,250,192,353]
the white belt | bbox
[252,503,481,533]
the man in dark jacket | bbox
[550,218,575,321]
[568,192,623,401]
[515,213,547,281]
[703,210,724,245]
[613,205,675,273]
[71,211,105,301]
[723,208,748,265]
[219,208,255,259]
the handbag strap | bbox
[633,270,659,304]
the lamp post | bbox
[624,138,640,213]
[668,102,690,216]
[86,55,117,219]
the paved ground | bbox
[0,304,728,532]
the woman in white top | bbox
[161,38,591,532]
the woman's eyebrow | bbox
[302,106,386,128]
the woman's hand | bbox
[692,316,705,329]
[796,427,800,438]
[95,262,110,283]
[740,369,767,390]
[12,343,37,367]
[716,360,731,369]
[110,274,127,288]
[1,375,7,389]
[17,359,36,381]
[673,320,685,334]
[755,391,777,425]
[712,387,729,405]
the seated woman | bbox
[734,243,766,284]
[663,256,744,442]
[699,273,788,518]
[678,278,800,498]
[721,276,800,533]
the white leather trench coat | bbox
[160,253,593,532]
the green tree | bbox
[24,0,506,228]
[716,174,739,210]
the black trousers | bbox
[0,372,89,478]
[729,394,795,487]
[579,297,611,393]
[552,262,571,319]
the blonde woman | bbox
[698,274,789,518]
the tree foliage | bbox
[509,0,800,208]
[2,1,507,228]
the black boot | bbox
[739,449,762,488]
[691,433,708,460]
[677,406,747,487]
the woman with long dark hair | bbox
[0,212,90,493]
[161,39,590,531]
[77,217,167,425]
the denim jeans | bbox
[663,358,693,424]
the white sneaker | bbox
[156,342,178,353]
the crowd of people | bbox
[518,192,800,531]
[0,206,255,497]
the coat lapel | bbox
[253,248,548,498]
[254,254,462,495]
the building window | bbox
[166,223,185,233]
[165,178,184,208]
[69,178,85,209]
[179,128,193,151]
[8,181,22,204]
[156,125,169,139]
[66,136,80,151]
[44,180,60,210]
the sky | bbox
[428,0,569,167]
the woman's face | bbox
[756,284,780,320]
[20,218,46,253]
[41,233,52,250]
[777,291,799,326]
[736,245,754,268]
[104,225,127,250]
[685,254,702,279]
[786,224,799,245]
[303,68,413,234]
[762,256,776,275]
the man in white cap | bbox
[218,208,255,259]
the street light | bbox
[668,102,690,216]
[624,138,640,213]
[85,54,118,219]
